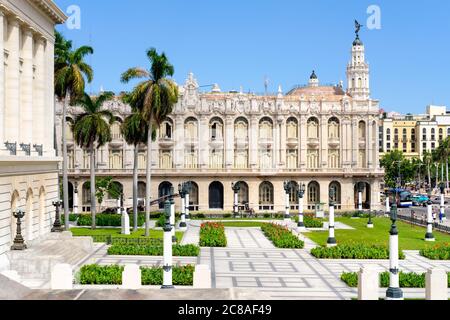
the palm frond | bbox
[120,68,150,83]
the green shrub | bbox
[420,244,450,260]
[61,214,78,224]
[311,243,405,260]
[199,222,227,247]
[263,213,271,219]
[295,215,324,228]
[77,214,145,227]
[341,271,450,288]
[77,264,194,285]
[261,223,304,249]
[107,244,200,257]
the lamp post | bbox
[284,181,292,222]
[367,210,374,229]
[386,201,403,300]
[169,187,176,243]
[11,209,27,250]
[178,183,187,232]
[385,189,390,217]
[297,183,306,231]
[440,182,447,222]
[51,200,64,232]
[425,188,435,242]
[185,181,191,221]
[161,200,174,289]
[232,182,241,218]
[73,182,79,215]
[327,187,337,247]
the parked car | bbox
[432,197,449,205]
[411,195,429,207]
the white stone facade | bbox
[0,0,66,271]
[57,33,383,214]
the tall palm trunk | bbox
[133,145,139,232]
[145,112,153,237]
[62,90,70,230]
[90,143,96,229]
[446,157,449,190]
[427,163,431,189]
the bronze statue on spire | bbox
[355,20,363,36]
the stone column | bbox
[45,37,54,155]
[352,119,358,167]
[249,117,258,169]
[225,117,234,169]
[199,116,209,169]
[320,115,328,168]
[0,11,4,148]
[174,117,184,169]
[4,16,20,143]
[20,27,34,144]
[280,119,287,168]
[33,36,46,147]
[273,119,279,169]
[300,117,307,169]
[367,120,372,168]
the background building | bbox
[380,105,450,160]
[57,32,384,213]
[0,0,66,270]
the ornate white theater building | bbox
[57,31,384,215]
[0,0,66,270]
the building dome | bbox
[310,70,318,80]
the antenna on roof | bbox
[264,76,269,96]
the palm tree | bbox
[120,106,149,232]
[54,30,94,230]
[72,92,115,229]
[121,48,178,237]
[422,151,433,189]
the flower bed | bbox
[420,244,450,260]
[310,243,405,260]
[341,271,450,288]
[261,223,304,249]
[295,215,324,228]
[199,222,227,247]
[107,244,200,256]
[77,264,194,286]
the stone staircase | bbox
[5,232,94,288]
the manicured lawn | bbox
[221,221,268,228]
[70,228,184,242]
[302,217,450,250]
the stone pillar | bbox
[162,201,174,289]
[249,117,258,169]
[121,209,130,235]
[352,119,358,167]
[4,17,20,143]
[0,11,4,148]
[45,37,54,155]
[320,115,328,168]
[425,201,435,241]
[280,119,287,167]
[358,266,379,300]
[193,265,212,289]
[367,120,373,168]
[51,264,73,290]
[122,264,141,290]
[199,116,209,169]
[327,202,337,247]
[174,117,184,169]
[426,268,448,300]
[33,36,46,148]
[273,119,279,169]
[20,27,34,144]
[300,117,307,169]
[225,117,234,169]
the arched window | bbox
[237,182,249,206]
[259,147,272,169]
[209,148,224,169]
[160,119,173,139]
[328,117,340,139]
[108,182,123,200]
[359,121,366,139]
[308,182,320,207]
[210,117,224,141]
[287,150,298,169]
[307,150,319,169]
[82,182,91,205]
[259,118,273,140]
[65,117,74,141]
[307,118,319,139]
[111,118,122,140]
[328,149,340,169]
[185,117,198,141]
[109,149,123,169]
[158,182,173,209]
[186,181,199,211]
[286,118,298,139]
[234,117,248,140]
[259,182,274,210]
[209,182,224,209]
[137,182,146,199]
[159,150,173,169]
[288,181,299,209]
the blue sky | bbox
[54,0,450,114]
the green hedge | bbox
[295,215,324,228]
[261,223,304,249]
[77,214,146,227]
[420,244,450,260]
[341,271,450,288]
[107,244,200,256]
[61,214,79,224]
[77,264,194,286]
[199,222,227,247]
[311,243,405,260]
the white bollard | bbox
[51,264,73,290]
[121,211,130,235]
[358,266,379,300]
[193,265,212,289]
[122,264,141,290]
[327,204,337,247]
[426,268,448,300]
